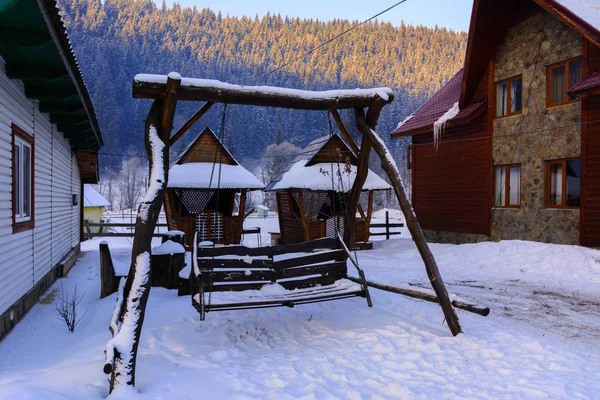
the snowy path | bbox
[0,221,599,399]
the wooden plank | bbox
[168,102,214,146]
[412,117,491,235]
[370,223,405,228]
[197,237,340,258]
[206,291,363,311]
[178,128,237,165]
[201,269,276,283]
[85,222,168,228]
[200,261,347,283]
[84,232,165,238]
[100,242,120,298]
[272,249,346,270]
[369,232,402,236]
[205,270,347,292]
[308,135,358,166]
[278,261,347,279]
[197,258,273,269]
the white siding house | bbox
[0,0,103,339]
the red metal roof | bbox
[391,69,487,137]
[569,70,600,96]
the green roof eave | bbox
[0,0,103,150]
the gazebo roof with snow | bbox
[266,134,391,192]
[83,185,110,207]
[168,127,264,190]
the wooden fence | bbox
[84,220,264,242]
[369,211,404,240]
[83,221,169,239]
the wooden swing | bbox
[192,235,372,320]
[131,73,463,336]
[191,105,372,320]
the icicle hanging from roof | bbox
[433,102,460,150]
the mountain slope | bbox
[58,0,467,169]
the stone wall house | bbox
[391,0,600,246]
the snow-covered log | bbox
[104,96,173,392]
[133,74,394,110]
[346,277,490,316]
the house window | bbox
[496,76,522,117]
[12,124,34,232]
[494,164,521,207]
[547,58,582,107]
[545,159,581,208]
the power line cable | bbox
[261,0,408,79]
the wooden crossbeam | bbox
[330,109,359,154]
[133,77,393,110]
[168,101,214,146]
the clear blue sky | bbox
[162,0,473,32]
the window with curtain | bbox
[546,159,581,208]
[547,58,582,107]
[494,164,521,208]
[496,76,522,117]
[12,124,34,232]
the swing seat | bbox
[190,236,371,320]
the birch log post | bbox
[354,109,462,336]
[104,75,180,392]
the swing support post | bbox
[354,112,462,336]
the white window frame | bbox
[14,136,32,222]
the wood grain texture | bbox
[412,116,491,235]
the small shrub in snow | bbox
[55,282,87,333]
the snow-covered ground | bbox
[1,215,599,399]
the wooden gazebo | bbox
[164,127,264,246]
[266,133,391,247]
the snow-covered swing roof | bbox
[266,134,392,192]
[168,127,264,190]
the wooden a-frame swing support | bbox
[104,73,462,393]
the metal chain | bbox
[328,111,361,264]
[326,111,340,235]
[205,103,228,310]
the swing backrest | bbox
[195,238,349,292]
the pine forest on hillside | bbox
[58,0,466,177]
